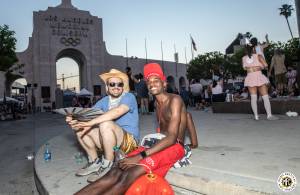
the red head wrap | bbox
[143,63,166,81]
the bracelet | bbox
[140,151,147,158]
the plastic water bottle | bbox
[44,143,52,162]
[226,94,230,102]
[231,94,234,102]
[113,146,125,162]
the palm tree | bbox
[279,4,294,39]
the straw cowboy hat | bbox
[99,69,129,92]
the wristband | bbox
[140,150,147,159]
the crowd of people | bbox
[0,101,25,120]
[176,35,299,117]
[248,35,299,97]
[268,49,299,97]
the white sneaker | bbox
[87,161,113,183]
[267,115,279,120]
[254,115,259,121]
[286,111,298,117]
[75,158,102,176]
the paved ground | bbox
[0,116,36,195]
[0,113,68,195]
[1,109,300,195]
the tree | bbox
[0,25,17,72]
[188,35,299,82]
[282,38,300,66]
[225,49,245,77]
[0,25,24,96]
[279,4,294,39]
[187,52,224,80]
[187,51,244,80]
[264,38,299,66]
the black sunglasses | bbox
[108,82,124,88]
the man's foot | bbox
[87,161,113,183]
[254,115,259,121]
[75,158,102,176]
[267,115,279,120]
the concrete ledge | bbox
[34,133,88,195]
[212,98,300,114]
[34,167,48,195]
[34,112,300,195]
[34,132,204,195]
[167,168,272,195]
[34,131,294,195]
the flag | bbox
[190,36,197,51]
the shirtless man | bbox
[75,63,188,195]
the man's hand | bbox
[73,121,93,135]
[119,155,142,170]
[66,116,79,130]
[76,126,92,138]
[265,34,269,42]
[66,115,72,123]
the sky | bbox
[1,0,299,90]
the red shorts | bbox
[127,143,185,177]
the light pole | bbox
[27,83,37,113]
[296,0,300,38]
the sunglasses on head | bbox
[108,82,124,88]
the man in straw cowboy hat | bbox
[66,69,139,183]
[75,63,191,195]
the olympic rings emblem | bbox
[60,37,81,46]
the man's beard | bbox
[108,91,122,98]
[108,91,125,109]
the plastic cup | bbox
[74,152,83,164]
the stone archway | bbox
[13,0,187,111]
[166,76,176,93]
[167,76,175,84]
[56,48,86,91]
[5,74,24,97]
[11,78,27,98]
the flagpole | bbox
[174,44,178,77]
[174,44,177,55]
[145,38,148,64]
[126,38,128,67]
[161,40,164,71]
[184,47,188,64]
